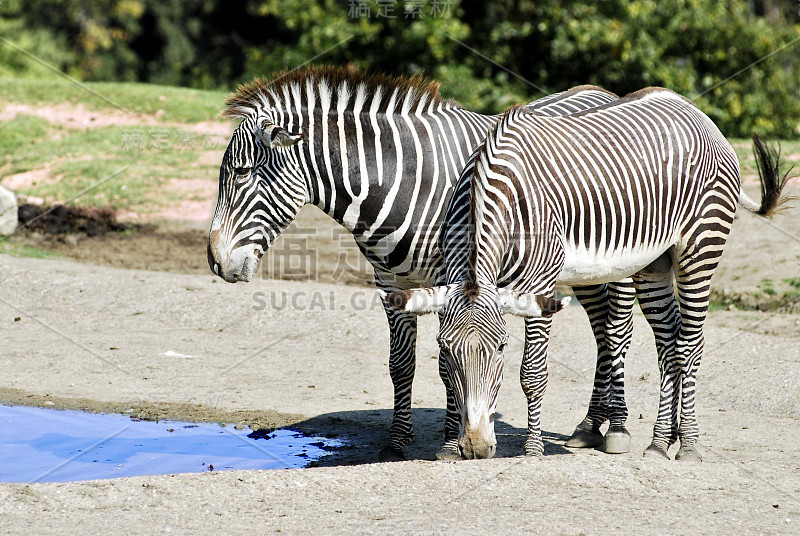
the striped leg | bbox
[672,273,708,462]
[671,235,728,461]
[379,300,417,461]
[633,270,681,459]
[436,350,462,460]
[520,317,552,456]
[567,284,611,449]
[567,280,635,453]
[603,281,636,452]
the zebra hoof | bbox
[675,445,702,462]
[436,446,462,461]
[378,446,406,462]
[603,426,631,454]
[565,427,603,449]
[643,443,670,460]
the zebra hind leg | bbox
[378,304,418,462]
[633,270,681,460]
[672,245,724,462]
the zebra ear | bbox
[378,286,451,315]
[497,289,571,318]
[258,120,305,149]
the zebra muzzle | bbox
[458,412,497,459]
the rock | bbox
[0,184,18,235]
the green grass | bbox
[0,76,234,213]
[0,241,61,259]
[0,78,230,213]
[709,277,800,312]
[0,77,228,123]
[0,115,216,210]
[782,277,800,299]
[760,278,776,296]
[730,138,800,180]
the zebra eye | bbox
[233,166,252,177]
[497,343,507,353]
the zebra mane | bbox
[464,106,528,294]
[618,86,696,107]
[223,65,459,119]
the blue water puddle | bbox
[0,405,343,483]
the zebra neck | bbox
[301,106,493,244]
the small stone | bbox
[0,185,18,235]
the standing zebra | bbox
[383,88,792,459]
[207,66,622,459]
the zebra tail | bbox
[741,134,798,218]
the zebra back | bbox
[459,87,741,292]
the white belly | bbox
[558,242,674,285]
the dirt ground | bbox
[0,183,799,534]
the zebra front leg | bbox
[520,317,552,456]
[379,303,418,461]
[435,349,461,461]
[566,284,611,449]
[633,270,681,460]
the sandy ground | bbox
[1,246,799,534]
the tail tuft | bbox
[750,134,797,218]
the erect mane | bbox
[618,86,696,107]
[223,65,459,119]
[464,105,526,295]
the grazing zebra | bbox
[383,88,792,459]
[206,66,620,460]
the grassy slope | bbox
[0,78,229,212]
[0,78,227,122]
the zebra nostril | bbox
[207,242,221,276]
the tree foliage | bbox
[0,0,798,137]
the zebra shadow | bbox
[282,408,573,467]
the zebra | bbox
[382,87,792,460]
[206,65,622,460]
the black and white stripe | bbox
[207,66,621,458]
[388,87,791,459]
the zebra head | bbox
[382,283,570,459]
[208,116,306,283]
